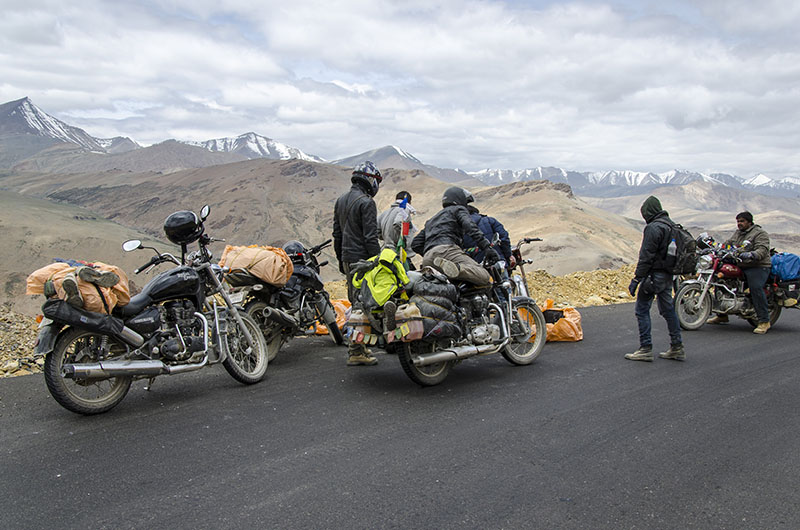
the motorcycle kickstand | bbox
[144,377,157,391]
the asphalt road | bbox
[1,303,799,529]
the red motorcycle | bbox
[675,242,783,330]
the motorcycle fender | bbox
[678,279,704,287]
[34,321,64,356]
[512,295,536,305]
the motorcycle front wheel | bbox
[222,312,269,384]
[397,341,452,386]
[675,283,711,330]
[320,300,345,345]
[244,300,284,362]
[44,328,132,415]
[502,299,547,365]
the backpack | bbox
[657,219,697,275]
[771,252,800,281]
[351,248,410,312]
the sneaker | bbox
[61,272,83,308]
[347,352,378,366]
[753,322,770,334]
[77,266,120,288]
[624,346,653,362]
[432,257,459,279]
[782,298,798,308]
[659,343,685,361]
[707,314,729,325]
[383,300,397,331]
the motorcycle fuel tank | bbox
[141,266,203,302]
[718,263,744,279]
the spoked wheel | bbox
[44,328,132,415]
[502,298,547,365]
[244,300,285,362]
[746,298,782,328]
[397,341,453,387]
[675,283,711,330]
[222,312,269,384]
[318,299,345,345]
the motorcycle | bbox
[675,240,785,330]
[226,238,345,361]
[508,237,542,297]
[35,205,269,415]
[384,255,547,386]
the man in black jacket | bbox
[625,195,684,362]
[410,187,500,286]
[333,161,382,366]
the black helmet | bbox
[282,240,306,263]
[351,161,382,197]
[163,210,203,245]
[442,186,474,208]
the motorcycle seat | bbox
[115,293,152,318]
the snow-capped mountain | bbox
[333,145,480,185]
[185,132,324,162]
[0,97,139,153]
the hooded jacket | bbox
[634,196,674,279]
[462,210,512,262]
[723,223,772,268]
[333,182,380,264]
[410,204,490,256]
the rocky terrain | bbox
[2,264,636,378]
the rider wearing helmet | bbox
[410,186,499,286]
[333,161,383,366]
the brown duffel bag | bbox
[218,245,293,287]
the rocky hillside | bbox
[2,265,637,378]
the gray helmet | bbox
[351,161,382,197]
[442,186,474,208]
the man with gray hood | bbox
[626,196,684,362]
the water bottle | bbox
[667,238,677,257]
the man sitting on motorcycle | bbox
[707,211,773,334]
[410,187,500,286]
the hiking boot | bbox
[432,257,459,279]
[782,298,798,308]
[383,300,397,331]
[753,322,770,334]
[77,266,120,288]
[61,272,83,308]
[659,343,685,361]
[625,346,653,362]
[347,351,378,366]
[707,314,729,325]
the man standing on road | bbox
[333,161,382,366]
[707,211,773,334]
[626,196,685,362]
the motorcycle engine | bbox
[158,300,204,361]
[714,290,748,314]
[468,323,501,345]
[463,293,489,319]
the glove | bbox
[628,278,640,296]
[484,246,501,264]
[739,251,756,262]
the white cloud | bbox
[2,0,800,176]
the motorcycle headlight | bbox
[697,254,713,271]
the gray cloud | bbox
[1,0,799,177]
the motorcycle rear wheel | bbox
[746,299,782,328]
[398,341,452,386]
[244,300,284,362]
[502,299,547,365]
[44,328,132,415]
[222,312,269,384]
[675,283,711,330]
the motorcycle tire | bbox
[222,312,269,384]
[675,283,712,330]
[44,328,132,415]
[244,300,284,362]
[397,340,452,386]
[321,301,345,346]
[501,298,547,365]
[746,300,781,328]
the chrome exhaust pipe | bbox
[262,306,299,329]
[62,356,208,380]
[413,344,498,366]
[117,326,145,348]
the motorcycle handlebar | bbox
[310,239,333,254]
[135,255,160,274]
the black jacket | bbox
[411,204,490,256]
[634,211,673,279]
[333,183,380,263]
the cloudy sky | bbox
[2,0,799,177]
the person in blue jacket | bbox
[462,205,513,268]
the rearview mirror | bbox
[122,239,142,252]
[200,204,210,220]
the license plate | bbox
[228,291,245,304]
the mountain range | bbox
[3,96,798,197]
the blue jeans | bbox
[635,271,682,348]
[744,266,771,323]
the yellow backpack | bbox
[351,248,410,311]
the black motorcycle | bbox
[226,238,344,361]
[35,205,269,415]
